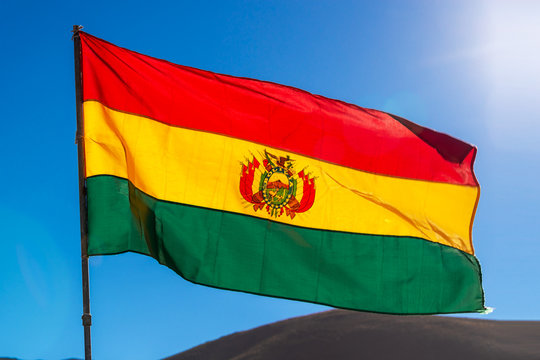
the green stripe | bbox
[87,175,485,314]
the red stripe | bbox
[80,32,478,186]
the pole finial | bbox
[72,25,83,39]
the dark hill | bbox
[165,310,540,360]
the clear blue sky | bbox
[1,1,539,359]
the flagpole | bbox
[72,24,92,360]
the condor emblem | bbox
[240,150,316,219]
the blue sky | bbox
[1,1,539,359]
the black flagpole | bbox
[72,24,92,360]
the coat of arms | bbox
[240,150,316,219]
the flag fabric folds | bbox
[79,32,485,314]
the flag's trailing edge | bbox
[80,31,485,314]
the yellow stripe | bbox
[83,101,478,254]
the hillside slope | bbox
[165,310,540,360]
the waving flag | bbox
[79,32,485,314]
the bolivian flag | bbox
[79,32,485,314]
